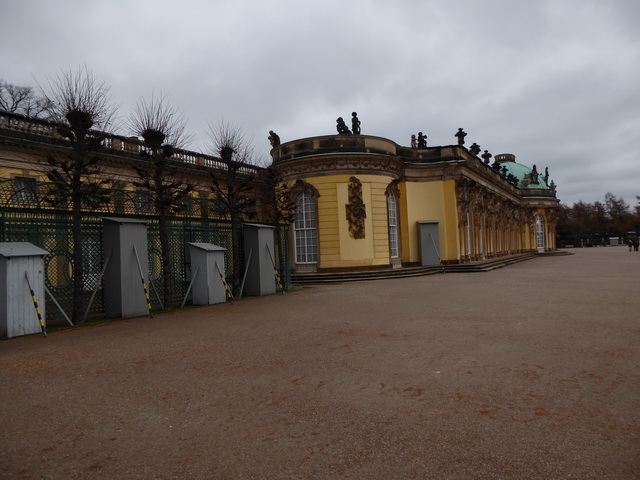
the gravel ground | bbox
[1,247,639,479]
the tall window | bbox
[535,214,545,252]
[134,191,153,213]
[387,192,399,258]
[294,192,317,264]
[12,177,37,204]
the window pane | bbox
[294,192,318,264]
[387,193,399,258]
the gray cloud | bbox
[2,0,639,205]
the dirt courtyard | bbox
[1,247,639,479]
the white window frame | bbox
[294,192,318,264]
[387,192,399,258]
[535,214,545,252]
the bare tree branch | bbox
[0,79,52,117]
[207,120,256,165]
[129,92,192,151]
[41,64,117,131]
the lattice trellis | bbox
[0,178,292,325]
[0,212,105,321]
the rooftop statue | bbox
[410,134,417,149]
[530,165,539,184]
[417,131,427,148]
[544,167,549,183]
[481,150,492,164]
[455,128,467,146]
[268,130,280,147]
[469,143,481,156]
[336,117,351,135]
[351,112,361,135]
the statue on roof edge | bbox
[268,130,280,147]
[417,132,427,148]
[336,117,351,135]
[351,112,361,135]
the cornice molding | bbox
[272,153,403,181]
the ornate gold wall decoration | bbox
[346,176,366,239]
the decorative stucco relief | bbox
[346,176,366,239]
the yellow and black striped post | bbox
[133,245,153,318]
[25,271,46,337]
[428,233,446,274]
[266,245,285,295]
[215,261,234,303]
[273,266,284,293]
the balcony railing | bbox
[0,110,262,176]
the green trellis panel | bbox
[0,180,292,324]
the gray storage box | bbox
[188,243,227,305]
[243,223,276,296]
[103,218,150,319]
[0,242,48,338]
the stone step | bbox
[292,253,541,285]
[292,266,441,284]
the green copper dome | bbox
[493,154,550,190]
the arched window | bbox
[387,192,399,258]
[294,192,318,264]
[535,213,545,252]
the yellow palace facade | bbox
[270,134,559,273]
[0,109,559,278]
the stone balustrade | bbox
[0,111,262,176]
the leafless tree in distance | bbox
[0,79,52,117]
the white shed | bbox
[187,243,227,305]
[0,242,49,338]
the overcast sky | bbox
[2,0,639,206]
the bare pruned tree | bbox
[0,79,52,117]
[43,65,117,131]
[40,65,118,324]
[129,93,193,310]
[207,121,259,297]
